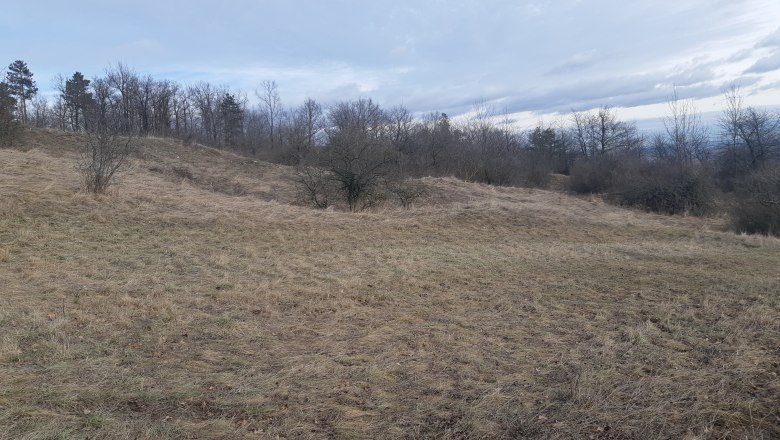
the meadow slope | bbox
[1,130,778,439]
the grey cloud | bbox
[756,80,780,91]
[547,51,599,75]
[497,72,745,115]
[665,65,718,87]
[745,50,780,74]
[727,48,755,63]
[756,27,780,48]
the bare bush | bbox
[612,163,715,215]
[296,166,334,209]
[389,180,427,209]
[517,151,554,189]
[79,118,134,193]
[568,155,621,194]
[731,165,780,236]
[570,154,715,215]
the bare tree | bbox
[459,102,523,185]
[464,100,498,155]
[654,91,710,164]
[718,85,744,154]
[105,63,140,133]
[736,107,779,169]
[571,106,642,157]
[79,79,135,193]
[421,112,453,168]
[256,80,282,148]
[321,98,396,211]
[170,84,192,137]
[188,82,224,144]
[497,111,521,153]
[288,98,323,163]
[50,94,68,131]
[29,95,50,128]
[717,86,780,179]
[388,105,415,153]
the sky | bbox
[2,0,780,130]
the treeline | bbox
[1,61,778,234]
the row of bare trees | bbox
[6,61,779,231]
[10,63,779,182]
[25,64,650,180]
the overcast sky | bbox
[2,0,780,128]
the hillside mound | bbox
[1,129,778,439]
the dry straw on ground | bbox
[0,129,778,439]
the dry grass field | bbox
[1,129,778,439]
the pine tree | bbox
[0,82,19,146]
[63,72,93,132]
[220,93,243,146]
[5,60,38,124]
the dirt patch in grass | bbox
[1,129,778,439]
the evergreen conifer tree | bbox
[63,72,93,131]
[0,82,19,145]
[5,60,38,124]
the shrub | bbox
[467,150,552,189]
[569,155,716,215]
[472,153,518,186]
[731,166,780,236]
[79,121,134,193]
[296,166,335,209]
[389,180,427,209]
[518,151,553,189]
[568,155,620,193]
[613,163,715,215]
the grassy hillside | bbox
[1,129,778,439]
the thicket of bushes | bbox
[565,90,779,235]
[569,156,780,235]
[568,155,621,194]
[570,156,715,215]
[614,164,714,215]
[730,166,780,235]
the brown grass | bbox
[0,129,778,439]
